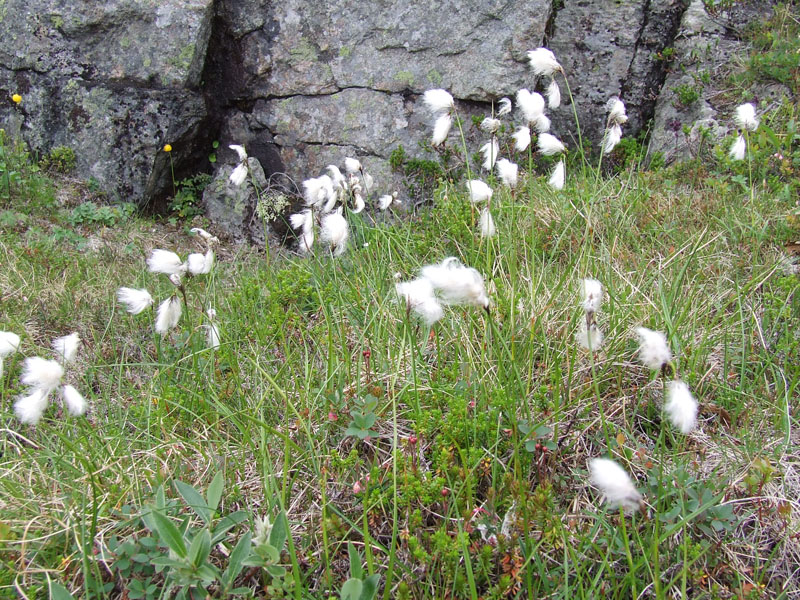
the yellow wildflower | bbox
[163,144,172,153]
[11,94,22,104]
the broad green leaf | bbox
[188,529,212,568]
[48,582,75,600]
[206,472,224,512]
[347,542,363,580]
[340,578,363,600]
[268,510,288,551]
[360,574,381,600]
[222,531,252,587]
[175,480,211,525]
[152,511,187,558]
[211,510,249,544]
[150,556,185,568]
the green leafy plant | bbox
[339,543,380,600]
[345,393,380,440]
[68,201,137,227]
[40,145,77,174]
[169,174,211,222]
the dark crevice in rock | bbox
[542,0,563,46]
[621,0,690,136]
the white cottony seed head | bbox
[546,78,561,109]
[423,89,455,114]
[20,357,64,393]
[581,278,603,315]
[496,159,518,189]
[512,126,531,152]
[537,133,565,156]
[432,114,453,146]
[497,97,512,116]
[548,159,565,190]
[0,331,21,357]
[62,384,88,417]
[52,332,80,363]
[147,249,186,276]
[480,139,499,170]
[155,297,183,335]
[665,380,698,434]
[420,257,489,309]
[527,47,562,76]
[635,327,672,371]
[734,103,759,131]
[479,208,496,238]
[589,458,642,512]
[466,179,493,203]
[729,134,746,161]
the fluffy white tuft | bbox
[0,331,21,357]
[581,278,603,315]
[205,312,221,349]
[20,357,64,392]
[396,278,444,326]
[480,117,501,134]
[14,388,51,425]
[606,97,628,125]
[326,165,346,189]
[589,458,642,512]
[497,97,512,116]
[635,327,672,370]
[546,78,561,108]
[297,230,315,254]
[423,89,455,114]
[229,162,248,186]
[303,175,335,209]
[577,321,604,351]
[516,89,545,124]
[466,180,493,203]
[421,258,489,308]
[729,134,746,161]
[480,139,499,170]
[155,297,183,335]
[344,157,362,174]
[351,191,365,214]
[527,47,562,76]
[537,133,565,156]
[512,127,531,152]
[479,208,496,238]
[187,249,214,275]
[147,249,186,276]
[533,113,551,134]
[603,123,622,155]
[548,159,565,190]
[320,211,349,256]
[290,210,314,235]
[61,385,88,417]
[432,114,453,145]
[229,144,248,162]
[52,332,80,363]
[378,194,394,210]
[734,103,759,131]
[117,287,153,315]
[190,227,217,242]
[665,380,698,434]
[496,159,518,189]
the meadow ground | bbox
[1,7,800,597]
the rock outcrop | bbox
[0,0,787,243]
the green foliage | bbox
[389,144,448,205]
[68,201,137,227]
[740,3,800,94]
[169,174,211,222]
[344,393,379,440]
[40,145,77,173]
[672,83,701,106]
[339,543,380,600]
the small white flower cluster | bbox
[466,179,497,238]
[635,327,699,434]
[11,332,88,425]
[0,330,22,378]
[728,102,760,161]
[118,228,219,344]
[396,257,490,326]
[289,158,399,257]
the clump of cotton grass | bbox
[635,326,673,376]
[205,308,221,350]
[155,296,183,335]
[728,102,759,162]
[423,89,456,147]
[15,337,89,424]
[479,208,496,238]
[420,257,490,310]
[576,278,604,352]
[52,332,80,364]
[664,380,699,434]
[147,249,186,277]
[467,180,493,203]
[588,458,643,513]
[320,209,349,256]
[229,144,249,187]
[496,159,518,189]
[516,89,548,133]
[0,331,21,378]
[602,97,627,155]
[395,277,444,326]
